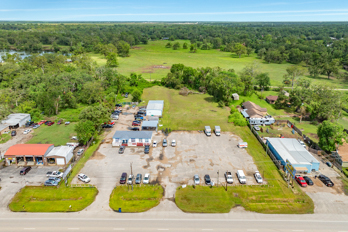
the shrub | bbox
[228,112,248,126]
[218,101,224,108]
[230,107,238,114]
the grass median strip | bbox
[109,185,163,212]
[9,184,98,212]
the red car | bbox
[38,120,47,125]
[295,175,307,187]
[132,121,141,126]
[47,122,55,126]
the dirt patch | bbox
[131,46,142,50]
[141,65,171,74]
[91,151,106,160]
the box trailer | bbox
[204,126,211,136]
[214,126,221,136]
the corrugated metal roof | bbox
[113,131,153,139]
[142,121,158,127]
[267,138,319,165]
[0,124,8,131]
[5,144,54,156]
[1,113,30,125]
[45,146,73,158]
[147,100,164,111]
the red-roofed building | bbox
[4,144,54,166]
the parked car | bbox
[132,121,141,126]
[127,175,134,184]
[77,149,84,156]
[204,174,211,185]
[298,139,306,148]
[119,146,125,154]
[193,174,200,185]
[144,145,150,154]
[48,177,61,183]
[65,121,70,125]
[134,117,144,121]
[162,139,168,147]
[71,136,78,140]
[102,124,113,128]
[47,121,55,126]
[115,104,122,107]
[25,121,34,127]
[237,170,246,184]
[120,172,127,184]
[47,171,63,178]
[78,173,91,183]
[253,125,260,131]
[125,92,129,98]
[23,129,32,134]
[224,171,233,184]
[44,121,51,125]
[130,127,140,131]
[171,140,176,147]
[38,120,47,125]
[143,173,150,184]
[33,124,40,129]
[137,111,146,115]
[254,171,263,184]
[135,174,142,184]
[44,179,58,186]
[318,174,334,187]
[11,130,17,136]
[57,120,63,125]
[303,176,314,186]
[295,175,308,187]
[153,141,157,147]
[326,161,333,167]
[111,114,119,120]
[20,166,31,175]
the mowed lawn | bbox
[109,185,163,212]
[144,86,313,214]
[27,123,77,146]
[9,185,98,212]
[90,40,348,88]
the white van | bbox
[237,170,246,184]
[204,126,211,136]
[238,142,248,148]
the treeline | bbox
[0,52,157,121]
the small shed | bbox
[232,93,239,100]
[45,146,74,166]
[142,121,158,131]
[266,95,278,104]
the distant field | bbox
[90,40,348,88]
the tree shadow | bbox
[204,96,215,103]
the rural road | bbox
[0,212,348,232]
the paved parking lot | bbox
[0,165,60,211]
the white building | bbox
[146,100,164,117]
[112,131,153,147]
[45,146,74,165]
[1,113,31,130]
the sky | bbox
[1,0,348,21]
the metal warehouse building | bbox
[1,113,31,130]
[146,100,164,117]
[266,138,320,173]
[142,121,158,131]
[45,146,74,166]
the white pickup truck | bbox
[46,171,63,178]
[224,171,233,184]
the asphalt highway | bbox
[1,217,348,232]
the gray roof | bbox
[1,113,30,125]
[267,138,319,165]
[142,121,158,127]
[147,100,164,111]
[113,131,153,139]
[0,124,9,131]
[45,146,74,158]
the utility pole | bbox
[130,162,133,191]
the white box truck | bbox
[204,126,211,136]
[237,170,246,184]
[214,126,221,136]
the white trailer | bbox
[214,126,221,136]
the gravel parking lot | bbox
[0,165,60,211]
[74,105,263,212]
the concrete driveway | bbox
[0,165,60,212]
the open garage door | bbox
[56,158,65,165]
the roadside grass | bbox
[67,138,102,184]
[143,86,314,214]
[26,123,77,146]
[109,185,163,212]
[9,184,97,212]
[175,185,236,213]
[0,133,11,144]
[89,40,348,88]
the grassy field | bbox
[90,40,348,88]
[9,184,98,212]
[26,123,77,146]
[109,185,163,212]
[0,133,11,144]
[143,86,314,214]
